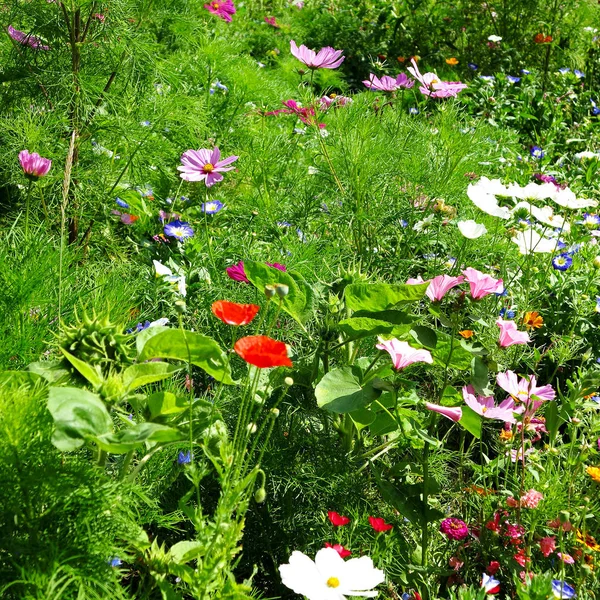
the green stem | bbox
[24,180,33,238]
[119,450,134,479]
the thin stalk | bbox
[23,180,33,238]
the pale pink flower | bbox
[520,489,543,508]
[496,371,554,418]
[496,318,530,347]
[506,496,519,508]
[376,337,433,369]
[362,73,414,92]
[509,447,535,463]
[462,267,504,300]
[19,150,52,179]
[407,58,467,98]
[426,274,464,302]
[462,385,517,423]
[557,553,575,564]
[406,275,425,285]
[424,402,462,422]
[540,536,556,557]
[178,147,238,186]
[290,40,344,69]
[8,25,50,50]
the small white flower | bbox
[511,228,557,255]
[153,260,172,277]
[457,220,487,239]
[488,35,502,42]
[574,151,600,162]
[279,547,385,600]
[308,166,318,175]
[149,318,169,328]
[413,214,435,232]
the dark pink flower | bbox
[440,518,469,540]
[407,58,467,98]
[8,25,50,50]
[178,147,238,186]
[290,40,344,69]
[540,536,556,557]
[204,0,236,22]
[19,150,52,179]
[327,511,350,526]
[225,260,286,284]
[264,16,279,27]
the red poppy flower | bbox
[234,335,292,368]
[328,510,350,526]
[369,516,393,532]
[211,300,260,326]
[325,542,351,558]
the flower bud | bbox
[275,284,289,297]
[559,510,570,523]
[247,423,257,434]
[264,284,277,298]
[284,376,294,386]
[175,300,187,314]
[271,408,280,417]
[254,487,267,503]
[594,256,600,268]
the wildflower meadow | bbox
[2,0,600,598]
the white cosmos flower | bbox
[511,228,557,255]
[457,220,487,239]
[574,151,600,162]
[413,214,435,231]
[153,260,173,277]
[488,35,502,42]
[153,260,187,297]
[279,548,384,600]
[511,202,570,231]
[466,181,511,219]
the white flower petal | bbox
[153,260,172,277]
[511,228,557,254]
[457,219,487,239]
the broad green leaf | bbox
[349,407,376,432]
[138,330,235,385]
[94,422,183,453]
[122,362,182,392]
[315,367,381,413]
[369,409,397,436]
[136,325,171,356]
[410,326,437,349]
[408,328,473,369]
[471,357,492,396]
[458,405,482,439]
[345,283,429,312]
[60,349,104,388]
[47,387,113,451]
[338,311,414,341]
[168,541,204,564]
[148,391,188,419]
[374,470,423,524]
[27,360,70,383]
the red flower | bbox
[328,511,350,526]
[234,335,292,368]
[211,300,260,326]
[369,516,393,532]
[325,542,351,558]
[486,561,500,575]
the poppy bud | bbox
[275,284,289,297]
[175,300,186,314]
[265,284,277,298]
[254,487,267,503]
[559,510,570,523]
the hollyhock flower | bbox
[462,267,503,299]
[424,402,462,422]
[462,386,517,423]
[440,518,469,541]
[369,516,393,532]
[325,543,352,559]
[19,150,52,179]
[481,574,501,595]
[552,253,573,271]
[426,275,464,302]
[328,511,350,526]
[458,220,487,239]
[8,25,50,50]
[290,40,345,69]
[234,335,292,368]
[201,200,225,214]
[407,59,467,98]
[486,561,500,575]
[496,318,530,347]
[551,581,576,599]
[204,0,236,22]
[211,300,260,326]
[163,220,194,241]
[540,536,556,557]
[376,337,433,369]
[178,147,238,186]
[279,547,385,599]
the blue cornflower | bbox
[297,228,307,243]
[108,557,122,567]
[552,253,573,271]
[140,120,151,127]
[595,297,600,313]
[530,146,544,159]
[277,221,293,228]
[521,69,531,75]
[507,75,521,83]
[400,219,408,228]
[201,200,224,214]
[409,107,419,115]
[499,308,516,319]
[115,198,129,209]
[581,213,600,228]
[551,581,576,599]
[178,450,192,465]
[574,69,585,79]
[479,75,495,82]
[468,62,478,70]
[163,220,194,241]
[558,67,570,74]
[213,80,228,91]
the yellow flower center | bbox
[326,577,340,588]
[481,406,488,413]
[212,2,220,8]
[203,163,215,173]
[330,93,337,99]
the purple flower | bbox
[19,150,51,179]
[551,581,576,599]
[574,69,585,79]
[530,146,544,159]
[552,253,572,271]
[440,518,469,541]
[521,69,531,75]
[468,62,478,70]
[201,200,225,214]
[178,450,192,464]
[289,40,345,69]
[363,73,414,92]
[163,220,194,241]
[204,0,236,22]
[178,147,238,186]
[115,198,129,209]
[108,557,122,567]
[8,25,50,50]
[507,75,521,83]
[559,67,570,74]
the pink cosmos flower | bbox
[225,261,286,284]
[8,25,50,50]
[204,0,236,22]
[266,99,325,128]
[319,95,352,110]
[19,150,52,179]
[496,371,554,419]
[540,536,556,557]
[462,385,517,423]
[425,402,462,422]
[557,553,575,564]
[178,147,238,186]
[426,274,464,302]
[362,73,414,92]
[290,40,345,69]
[462,267,503,300]
[496,318,530,347]
[376,337,433,369]
[440,518,469,541]
[407,58,467,98]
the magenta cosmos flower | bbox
[462,385,517,423]
[426,274,464,302]
[407,58,467,98]
[226,260,286,284]
[462,267,503,300]
[290,40,345,69]
[178,147,238,186]
[19,150,52,179]
[8,25,50,50]
[440,518,469,541]
[496,371,554,418]
[203,0,236,22]
[363,73,414,92]
[376,337,433,369]
[425,402,462,422]
[496,318,530,348]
